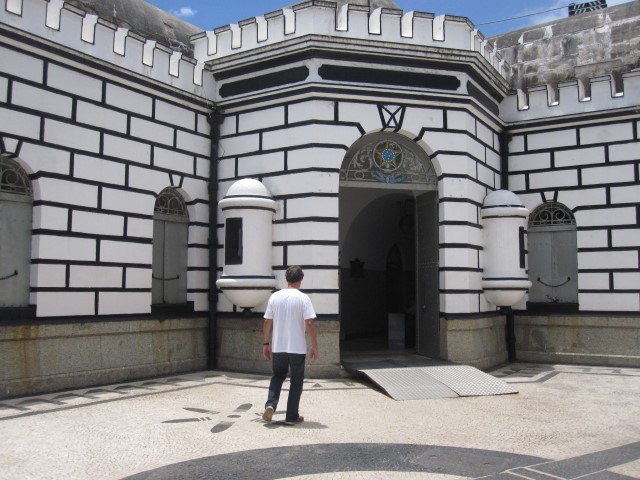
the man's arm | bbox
[262,318,273,360]
[305,318,318,361]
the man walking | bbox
[262,265,318,425]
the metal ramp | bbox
[343,357,517,401]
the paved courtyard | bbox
[1,363,639,479]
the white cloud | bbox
[171,7,197,18]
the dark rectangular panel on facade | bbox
[319,64,461,91]
[219,66,309,98]
[568,1,607,16]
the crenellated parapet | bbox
[1,0,214,95]
[190,1,509,80]
[500,70,640,122]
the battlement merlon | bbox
[500,70,640,122]
[1,0,215,98]
[190,1,510,81]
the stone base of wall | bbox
[0,316,208,400]
[515,314,640,367]
[216,315,342,378]
[440,314,508,371]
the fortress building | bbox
[1,0,639,398]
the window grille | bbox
[154,188,188,217]
[528,202,576,227]
[0,156,31,196]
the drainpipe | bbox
[207,110,223,370]
[499,131,516,362]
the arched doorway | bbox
[339,133,439,358]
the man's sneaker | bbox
[283,415,304,426]
[262,405,274,422]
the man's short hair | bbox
[285,265,304,284]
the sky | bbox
[144,0,634,37]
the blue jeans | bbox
[266,352,306,421]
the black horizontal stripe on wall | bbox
[219,66,310,98]
[319,64,461,91]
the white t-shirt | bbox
[264,288,316,354]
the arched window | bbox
[152,187,191,311]
[527,201,578,312]
[0,155,33,311]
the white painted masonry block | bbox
[35,292,95,317]
[219,134,260,157]
[0,46,44,83]
[446,110,475,133]
[612,228,640,247]
[0,107,41,139]
[580,123,634,145]
[440,224,482,246]
[338,102,382,133]
[529,169,578,190]
[101,188,155,215]
[508,174,527,192]
[12,82,73,118]
[74,154,125,185]
[288,100,335,123]
[32,205,68,230]
[32,264,66,288]
[308,293,338,316]
[44,119,101,153]
[579,292,639,312]
[19,143,70,175]
[557,188,606,211]
[47,64,102,101]
[441,247,478,269]
[578,250,638,270]
[130,117,173,146]
[441,293,477,314]
[103,135,151,164]
[153,147,194,174]
[582,164,635,186]
[187,202,209,224]
[238,151,285,177]
[187,271,209,290]
[177,130,210,157]
[100,240,152,264]
[273,222,338,243]
[72,211,124,236]
[125,267,152,289]
[437,154,476,176]
[188,225,208,245]
[126,217,153,239]
[527,129,577,150]
[442,270,482,291]
[611,185,640,204]
[217,158,236,180]
[609,142,640,162]
[76,101,127,133]
[477,162,496,188]
[575,207,637,227]
[32,235,96,261]
[402,107,444,131]
[99,292,151,315]
[288,245,338,266]
[105,83,152,117]
[37,177,98,207]
[187,247,209,269]
[180,177,208,201]
[287,197,338,219]
[614,272,640,290]
[577,229,608,249]
[262,124,360,150]
[220,116,237,136]
[555,146,605,167]
[196,114,210,136]
[0,77,6,103]
[287,147,346,170]
[440,201,478,224]
[298,269,339,291]
[509,152,551,172]
[265,171,339,197]
[509,135,525,153]
[485,148,501,172]
[70,265,122,288]
[195,156,209,179]
[476,122,494,148]
[579,272,610,290]
[129,165,171,193]
[238,106,285,132]
[155,100,195,130]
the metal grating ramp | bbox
[356,364,517,401]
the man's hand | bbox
[309,345,318,362]
[263,344,272,361]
